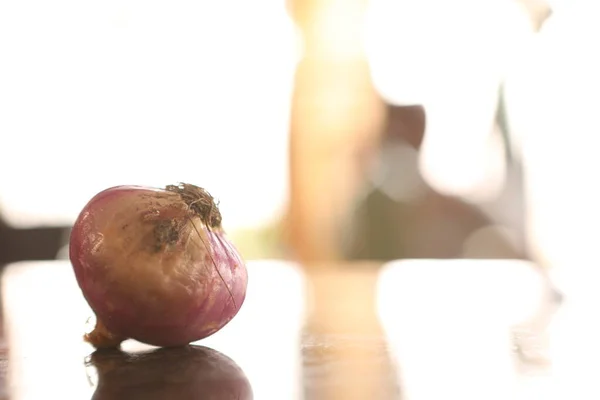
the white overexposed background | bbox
[0,0,300,233]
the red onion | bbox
[69,183,248,348]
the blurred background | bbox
[0,0,568,273]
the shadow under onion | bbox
[86,345,253,400]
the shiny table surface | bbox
[0,259,570,399]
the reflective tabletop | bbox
[0,259,570,399]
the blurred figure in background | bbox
[287,0,550,265]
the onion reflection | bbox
[87,345,253,400]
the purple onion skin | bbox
[70,184,248,347]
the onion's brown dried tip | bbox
[70,183,248,349]
[84,319,126,349]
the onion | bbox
[70,183,248,348]
[88,345,253,399]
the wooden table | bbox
[0,259,559,399]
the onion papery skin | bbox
[69,184,248,348]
